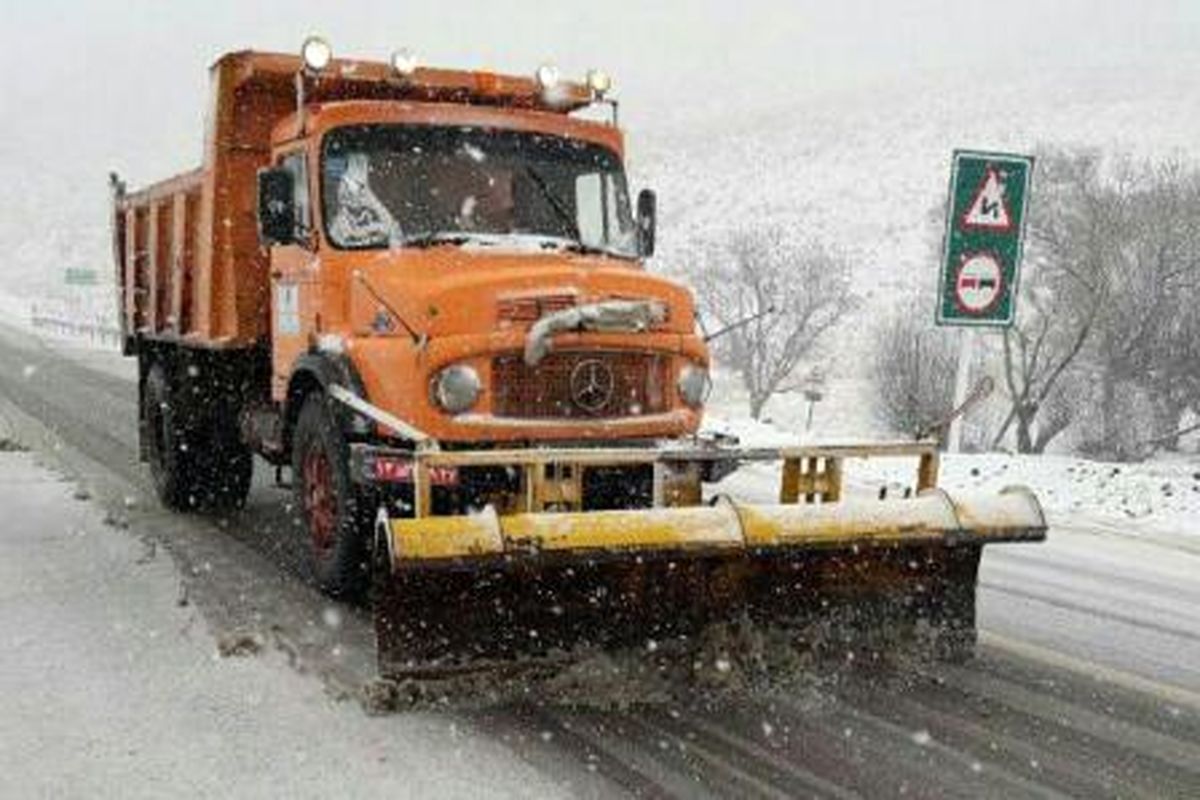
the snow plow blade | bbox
[371,443,1046,679]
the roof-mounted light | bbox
[390,48,418,78]
[586,69,612,98]
[535,63,560,92]
[301,35,333,72]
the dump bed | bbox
[112,53,297,351]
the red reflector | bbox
[374,458,413,482]
[373,457,458,486]
[428,466,459,486]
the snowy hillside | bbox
[632,64,1200,429]
[639,64,1200,280]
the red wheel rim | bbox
[302,448,337,556]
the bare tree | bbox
[1056,157,1200,458]
[693,228,855,419]
[994,149,1200,459]
[868,309,957,437]
[991,148,1128,454]
[1121,161,1200,451]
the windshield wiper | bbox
[536,237,635,260]
[521,165,582,242]
[556,241,615,257]
[403,232,475,249]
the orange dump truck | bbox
[113,40,1045,678]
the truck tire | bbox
[146,361,253,511]
[200,424,253,510]
[292,392,372,599]
[145,363,201,510]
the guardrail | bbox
[30,314,123,349]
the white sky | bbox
[5,0,1199,184]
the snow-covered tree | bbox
[693,228,855,420]
[868,308,958,438]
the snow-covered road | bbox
[982,524,1200,696]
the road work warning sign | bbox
[937,151,1033,327]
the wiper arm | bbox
[521,165,581,242]
[556,241,611,257]
[403,232,474,249]
[540,237,635,260]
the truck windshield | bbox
[322,124,637,257]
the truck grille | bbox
[496,294,576,324]
[492,352,669,419]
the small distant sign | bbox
[64,268,99,286]
[937,151,1033,327]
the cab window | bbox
[279,151,311,236]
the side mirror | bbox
[636,188,657,258]
[257,168,296,246]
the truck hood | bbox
[345,246,696,340]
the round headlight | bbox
[535,63,560,91]
[586,69,612,97]
[390,48,418,78]
[677,364,710,408]
[433,365,482,414]
[301,36,333,72]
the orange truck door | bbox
[270,150,321,402]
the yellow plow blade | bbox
[372,487,1045,679]
[380,487,1045,567]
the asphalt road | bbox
[1,323,1198,799]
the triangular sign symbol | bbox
[961,167,1013,232]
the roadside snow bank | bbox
[704,409,1199,541]
[833,450,1200,542]
[937,453,1200,541]
[0,290,32,331]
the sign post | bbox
[937,150,1033,450]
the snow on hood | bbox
[523,299,666,365]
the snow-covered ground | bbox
[0,291,32,332]
[939,452,1200,544]
[710,437,1200,547]
[702,372,1200,546]
[0,442,571,799]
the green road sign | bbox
[64,268,99,286]
[936,150,1033,327]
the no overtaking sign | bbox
[936,151,1033,327]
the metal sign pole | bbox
[936,150,1033,451]
[947,328,977,452]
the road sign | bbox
[954,252,1003,314]
[937,151,1033,327]
[64,268,99,286]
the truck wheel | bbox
[292,392,372,599]
[145,363,201,510]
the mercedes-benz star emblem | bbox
[569,359,615,413]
